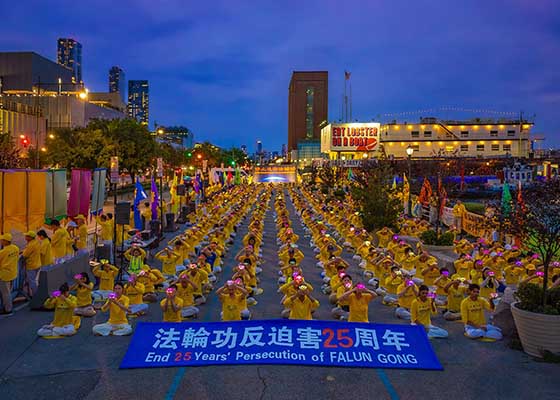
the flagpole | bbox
[344,72,347,122]
[349,80,352,121]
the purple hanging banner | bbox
[68,169,92,218]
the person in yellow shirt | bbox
[0,233,19,314]
[173,273,200,319]
[70,272,96,317]
[379,266,403,305]
[452,200,466,233]
[411,285,448,338]
[283,285,319,320]
[22,231,42,295]
[37,230,54,267]
[50,220,69,260]
[461,283,502,340]
[92,282,133,336]
[337,282,377,322]
[421,261,441,287]
[74,215,88,251]
[443,278,467,320]
[37,283,78,337]
[92,260,120,301]
[141,202,152,229]
[125,275,148,315]
[97,214,114,242]
[161,285,183,322]
[217,280,249,321]
[156,247,182,276]
[376,227,394,248]
[395,277,418,320]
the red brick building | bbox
[288,71,328,152]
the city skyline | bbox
[2,1,559,152]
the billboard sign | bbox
[321,123,380,153]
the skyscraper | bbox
[57,38,82,83]
[109,66,126,103]
[288,71,328,151]
[127,80,149,125]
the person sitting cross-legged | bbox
[92,282,133,336]
[410,285,448,339]
[37,283,78,337]
[461,283,502,340]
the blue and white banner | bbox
[120,320,442,370]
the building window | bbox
[424,131,432,138]
[305,88,314,139]
[491,144,499,151]
[461,131,469,138]
[507,130,516,137]
[503,144,512,152]
[490,130,498,137]
[476,144,485,152]
[460,144,469,152]
[411,145,419,152]
[411,131,419,138]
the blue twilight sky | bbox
[1,0,559,152]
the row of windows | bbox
[410,130,517,138]
[402,144,512,152]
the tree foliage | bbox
[0,134,22,169]
[351,161,401,231]
[501,179,560,306]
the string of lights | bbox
[381,106,518,118]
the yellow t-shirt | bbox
[411,298,433,327]
[125,282,145,305]
[51,228,68,259]
[157,252,181,276]
[348,293,373,323]
[94,266,119,291]
[422,267,440,287]
[461,297,491,326]
[176,283,195,307]
[504,266,522,285]
[76,282,94,307]
[76,224,88,249]
[44,295,78,327]
[22,239,42,270]
[384,275,403,294]
[435,277,451,296]
[447,285,466,312]
[161,297,184,322]
[220,292,245,321]
[104,295,130,325]
[397,283,416,309]
[0,244,20,281]
[284,296,319,320]
[39,239,54,266]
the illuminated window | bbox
[411,131,419,138]
[305,88,314,139]
[411,144,419,151]
[461,131,469,138]
[503,144,512,152]
[490,130,498,137]
[507,130,516,137]
[423,131,432,138]
[476,144,485,152]
[460,144,469,152]
[491,144,499,151]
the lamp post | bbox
[406,145,414,216]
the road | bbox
[0,188,558,400]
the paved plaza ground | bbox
[0,189,558,400]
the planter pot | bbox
[511,301,560,358]
[421,243,455,253]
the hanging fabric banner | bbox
[0,170,47,233]
[68,169,92,218]
[45,169,67,224]
[91,168,107,217]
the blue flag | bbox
[134,178,148,229]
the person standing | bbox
[452,200,467,234]
[22,231,42,296]
[50,220,69,261]
[37,230,54,267]
[74,215,88,252]
[0,233,19,315]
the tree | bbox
[351,161,401,231]
[0,133,22,168]
[506,179,560,306]
[317,164,336,193]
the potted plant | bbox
[504,179,560,358]
[419,229,455,252]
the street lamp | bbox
[406,145,414,216]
